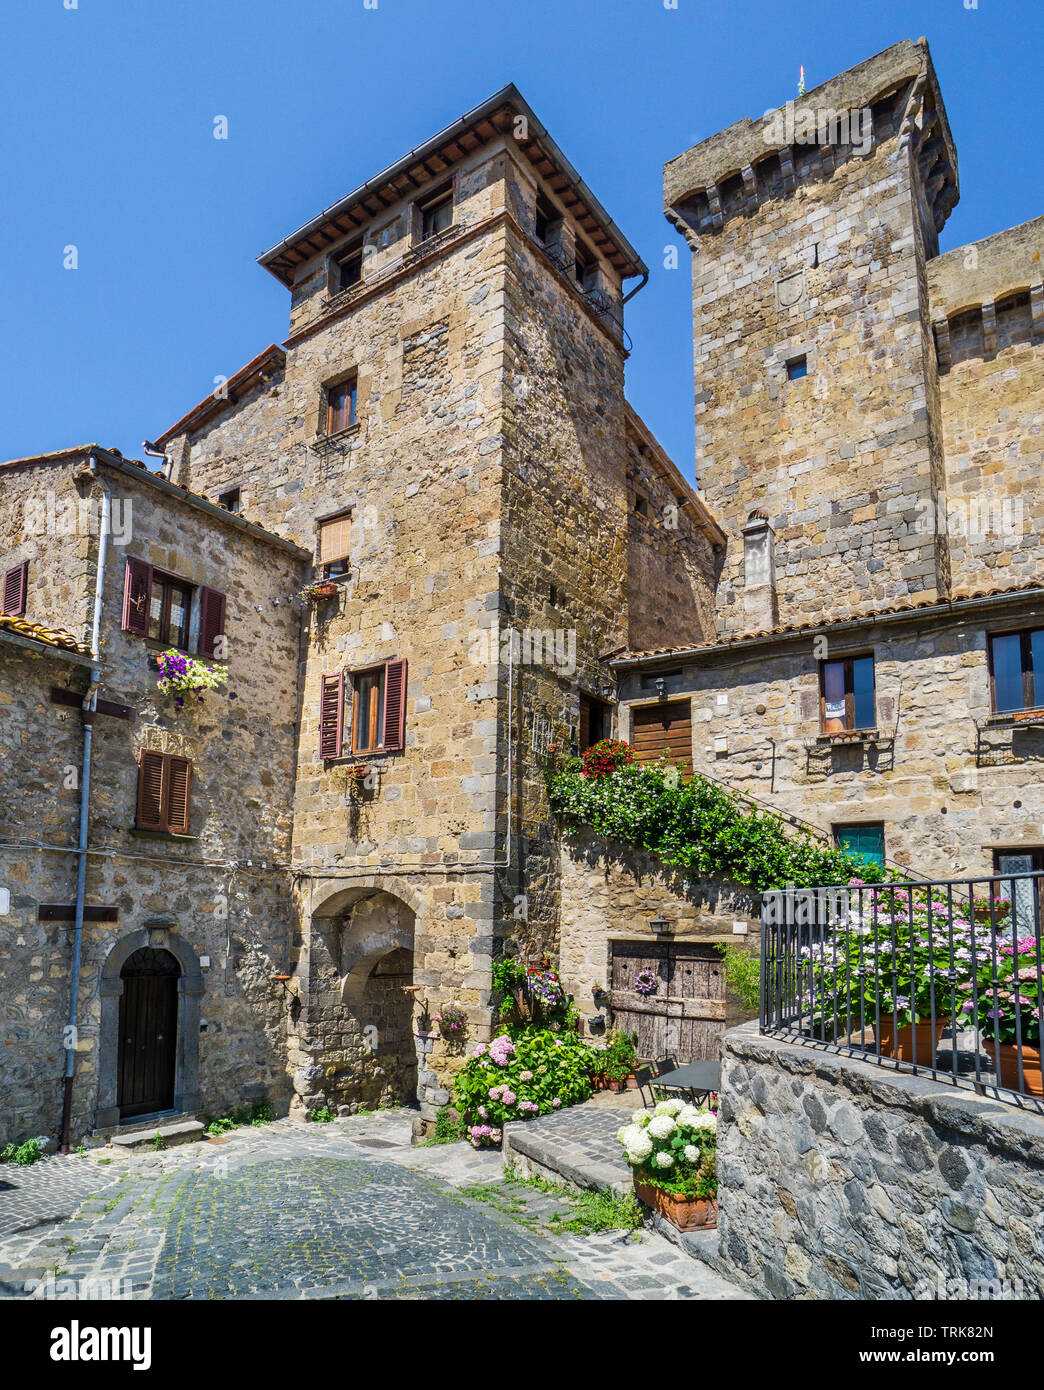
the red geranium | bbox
[581,739,635,778]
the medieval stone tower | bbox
[664,39,960,636]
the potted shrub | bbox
[295,579,339,605]
[618,1099,718,1231]
[961,933,1042,1097]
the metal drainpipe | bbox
[59,458,110,1153]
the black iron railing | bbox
[760,872,1044,1107]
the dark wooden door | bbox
[610,940,726,1063]
[118,948,179,1118]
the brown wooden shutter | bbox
[382,658,407,752]
[630,701,693,775]
[136,751,167,830]
[319,673,344,759]
[198,588,227,658]
[579,695,592,753]
[122,558,152,636]
[319,513,351,567]
[166,757,192,834]
[1,562,28,617]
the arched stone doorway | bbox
[117,947,180,1118]
[303,886,420,1112]
[96,924,204,1130]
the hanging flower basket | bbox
[436,1003,469,1039]
[295,580,339,605]
[156,651,228,709]
[634,969,659,997]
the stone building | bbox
[0,446,306,1147]
[614,37,1044,889]
[3,40,1042,1143]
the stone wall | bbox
[928,217,1044,597]
[666,42,956,632]
[558,828,759,1031]
[617,592,1044,879]
[717,1023,1044,1300]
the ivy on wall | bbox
[545,749,884,892]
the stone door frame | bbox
[96,923,204,1129]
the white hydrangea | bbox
[647,1114,676,1139]
[631,1109,651,1127]
[693,1112,717,1132]
[625,1133,654,1163]
[677,1105,702,1129]
[653,1099,685,1117]
[618,1124,644,1150]
[653,1151,674,1169]
[683,1144,699,1162]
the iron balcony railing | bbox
[759,871,1044,1108]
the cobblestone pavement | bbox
[0,1111,751,1301]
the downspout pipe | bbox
[59,457,110,1153]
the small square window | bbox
[534,194,562,248]
[786,355,808,380]
[635,495,650,517]
[217,487,241,514]
[834,823,884,869]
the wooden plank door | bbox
[118,963,179,1118]
[629,701,692,775]
[610,941,670,1060]
[610,940,726,1064]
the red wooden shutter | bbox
[136,751,167,830]
[166,757,192,834]
[1,562,27,617]
[319,673,344,759]
[198,588,227,658]
[382,658,407,752]
[122,558,152,636]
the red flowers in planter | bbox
[581,739,635,778]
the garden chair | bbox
[634,1064,657,1106]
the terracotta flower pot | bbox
[312,582,339,600]
[608,1079,626,1094]
[985,1042,1044,1098]
[875,1013,949,1063]
[634,1179,718,1232]
[625,1073,639,1090]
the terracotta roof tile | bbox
[0,615,92,656]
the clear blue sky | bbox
[2,0,1041,481]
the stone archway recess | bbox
[302,879,423,1110]
[96,923,204,1129]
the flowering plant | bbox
[155,650,228,708]
[453,1027,595,1147]
[806,884,1027,1035]
[618,1099,717,1197]
[436,1003,468,1037]
[634,968,659,997]
[581,738,635,779]
[294,580,339,605]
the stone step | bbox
[107,1120,204,1152]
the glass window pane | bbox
[852,656,875,729]
[992,633,1025,712]
[168,588,187,649]
[822,661,845,731]
[1031,629,1044,708]
[149,581,165,641]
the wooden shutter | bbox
[630,700,692,775]
[319,673,344,759]
[166,757,192,835]
[579,695,592,753]
[198,588,227,658]
[122,558,152,636]
[382,658,407,752]
[1,562,27,617]
[136,751,167,831]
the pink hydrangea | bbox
[500,1090,516,1106]
[488,1036,515,1066]
[472,1043,488,1057]
[519,1070,533,1082]
[478,1106,487,1119]
[551,1097,562,1109]
[519,1100,539,1114]
[488,1086,503,1100]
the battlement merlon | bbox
[928,215,1044,322]
[663,37,958,243]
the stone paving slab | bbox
[0,1109,752,1301]
[503,1101,636,1194]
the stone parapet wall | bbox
[717,1023,1044,1299]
